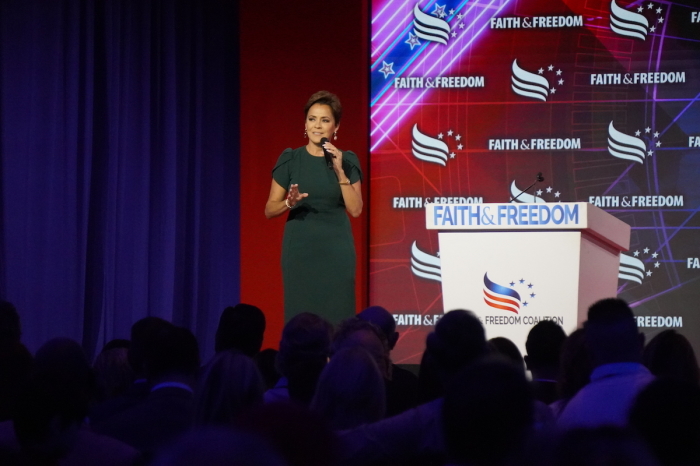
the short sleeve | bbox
[272,148,294,190]
[342,150,363,184]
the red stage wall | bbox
[239,0,370,349]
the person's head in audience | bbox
[357,306,399,350]
[443,356,533,466]
[488,336,525,373]
[311,346,386,430]
[215,303,266,358]
[551,426,659,466]
[331,317,391,379]
[525,320,567,379]
[0,340,32,422]
[194,349,264,426]
[424,309,487,392]
[152,427,287,466]
[0,300,21,347]
[629,378,700,466]
[557,328,591,402]
[145,325,200,387]
[276,313,333,404]
[93,338,134,401]
[128,316,173,380]
[236,402,338,466]
[642,329,699,385]
[584,298,643,368]
[13,338,95,463]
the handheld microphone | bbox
[320,137,333,169]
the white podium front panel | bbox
[439,231,582,348]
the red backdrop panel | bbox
[239,0,369,349]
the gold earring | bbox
[333,131,338,140]
[304,129,307,139]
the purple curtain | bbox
[0,0,240,360]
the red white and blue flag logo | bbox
[483,273,522,314]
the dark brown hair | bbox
[304,90,342,124]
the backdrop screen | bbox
[369,0,700,364]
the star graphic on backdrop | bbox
[650,26,656,32]
[654,131,660,138]
[644,247,650,254]
[538,68,544,74]
[459,22,465,29]
[654,262,660,268]
[528,283,533,289]
[510,281,515,287]
[548,64,554,71]
[457,13,463,19]
[449,152,456,159]
[379,61,395,78]
[455,134,462,141]
[645,127,651,133]
[635,130,641,136]
[658,17,664,23]
[432,4,446,18]
[523,301,529,307]
[647,2,654,9]
[437,133,444,139]
[449,8,455,15]
[536,189,543,196]
[447,129,453,136]
[436,251,440,257]
[646,270,653,276]
[648,150,654,156]
[656,7,662,14]
[554,191,561,197]
[634,250,640,256]
[656,141,662,147]
[519,278,525,284]
[457,144,463,150]
[652,252,658,258]
[556,69,562,75]
[558,79,564,85]
[546,186,553,193]
[451,31,457,37]
[530,293,536,298]
[550,88,556,94]
[637,6,644,12]
[405,32,421,50]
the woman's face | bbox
[305,103,339,144]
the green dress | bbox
[272,146,363,324]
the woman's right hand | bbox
[287,183,308,207]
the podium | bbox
[425,202,630,350]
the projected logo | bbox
[510,180,564,204]
[411,124,454,166]
[412,3,451,45]
[511,60,566,102]
[609,0,665,40]
[619,247,662,284]
[410,241,442,282]
[607,121,657,164]
[483,273,538,314]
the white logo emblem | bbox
[619,253,646,284]
[410,241,442,283]
[509,181,546,204]
[610,0,649,40]
[412,3,451,45]
[412,124,450,166]
[511,59,550,102]
[607,121,647,165]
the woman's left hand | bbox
[322,140,344,173]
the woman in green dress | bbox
[265,91,363,324]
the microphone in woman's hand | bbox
[320,137,333,169]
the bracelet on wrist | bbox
[285,198,294,209]
[339,179,351,185]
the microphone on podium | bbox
[320,137,333,169]
[511,172,544,202]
